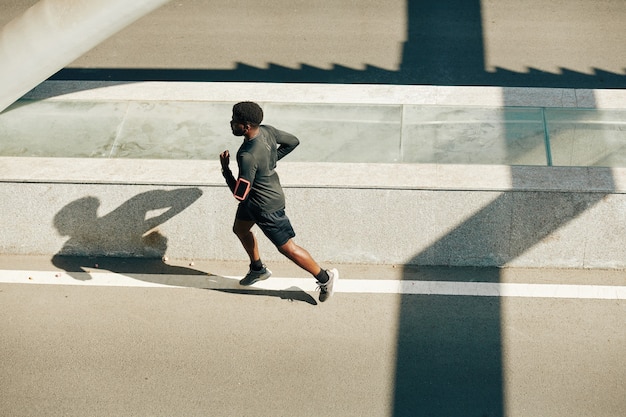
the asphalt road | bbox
[1,0,625,87]
[1,258,625,417]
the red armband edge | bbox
[233,178,251,201]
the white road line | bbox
[1,270,625,300]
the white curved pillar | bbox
[0,0,170,113]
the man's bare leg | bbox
[233,219,259,263]
[279,238,339,302]
[278,238,322,276]
[233,219,272,286]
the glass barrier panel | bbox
[546,109,626,168]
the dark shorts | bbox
[236,204,296,247]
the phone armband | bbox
[233,178,251,201]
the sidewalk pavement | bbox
[1,254,625,417]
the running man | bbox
[220,101,338,302]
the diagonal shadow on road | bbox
[51,255,317,305]
[392,2,615,416]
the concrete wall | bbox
[1,157,624,269]
[3,82,625,268]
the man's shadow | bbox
[51,188,316,305]
[52,188,203,264]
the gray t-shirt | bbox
[232,125,299,213]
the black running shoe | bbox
[239,266,271,286]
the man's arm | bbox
[220,150,237,192]
[233,152,257,201]
[222,168,236,193]
[221,157,255,201]
[275,128,300,160]
[221,150,257,201]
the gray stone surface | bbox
[0,159,624,268]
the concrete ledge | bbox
[1,157,624,269]
[23,80,626,109]
[1,157,625,193]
